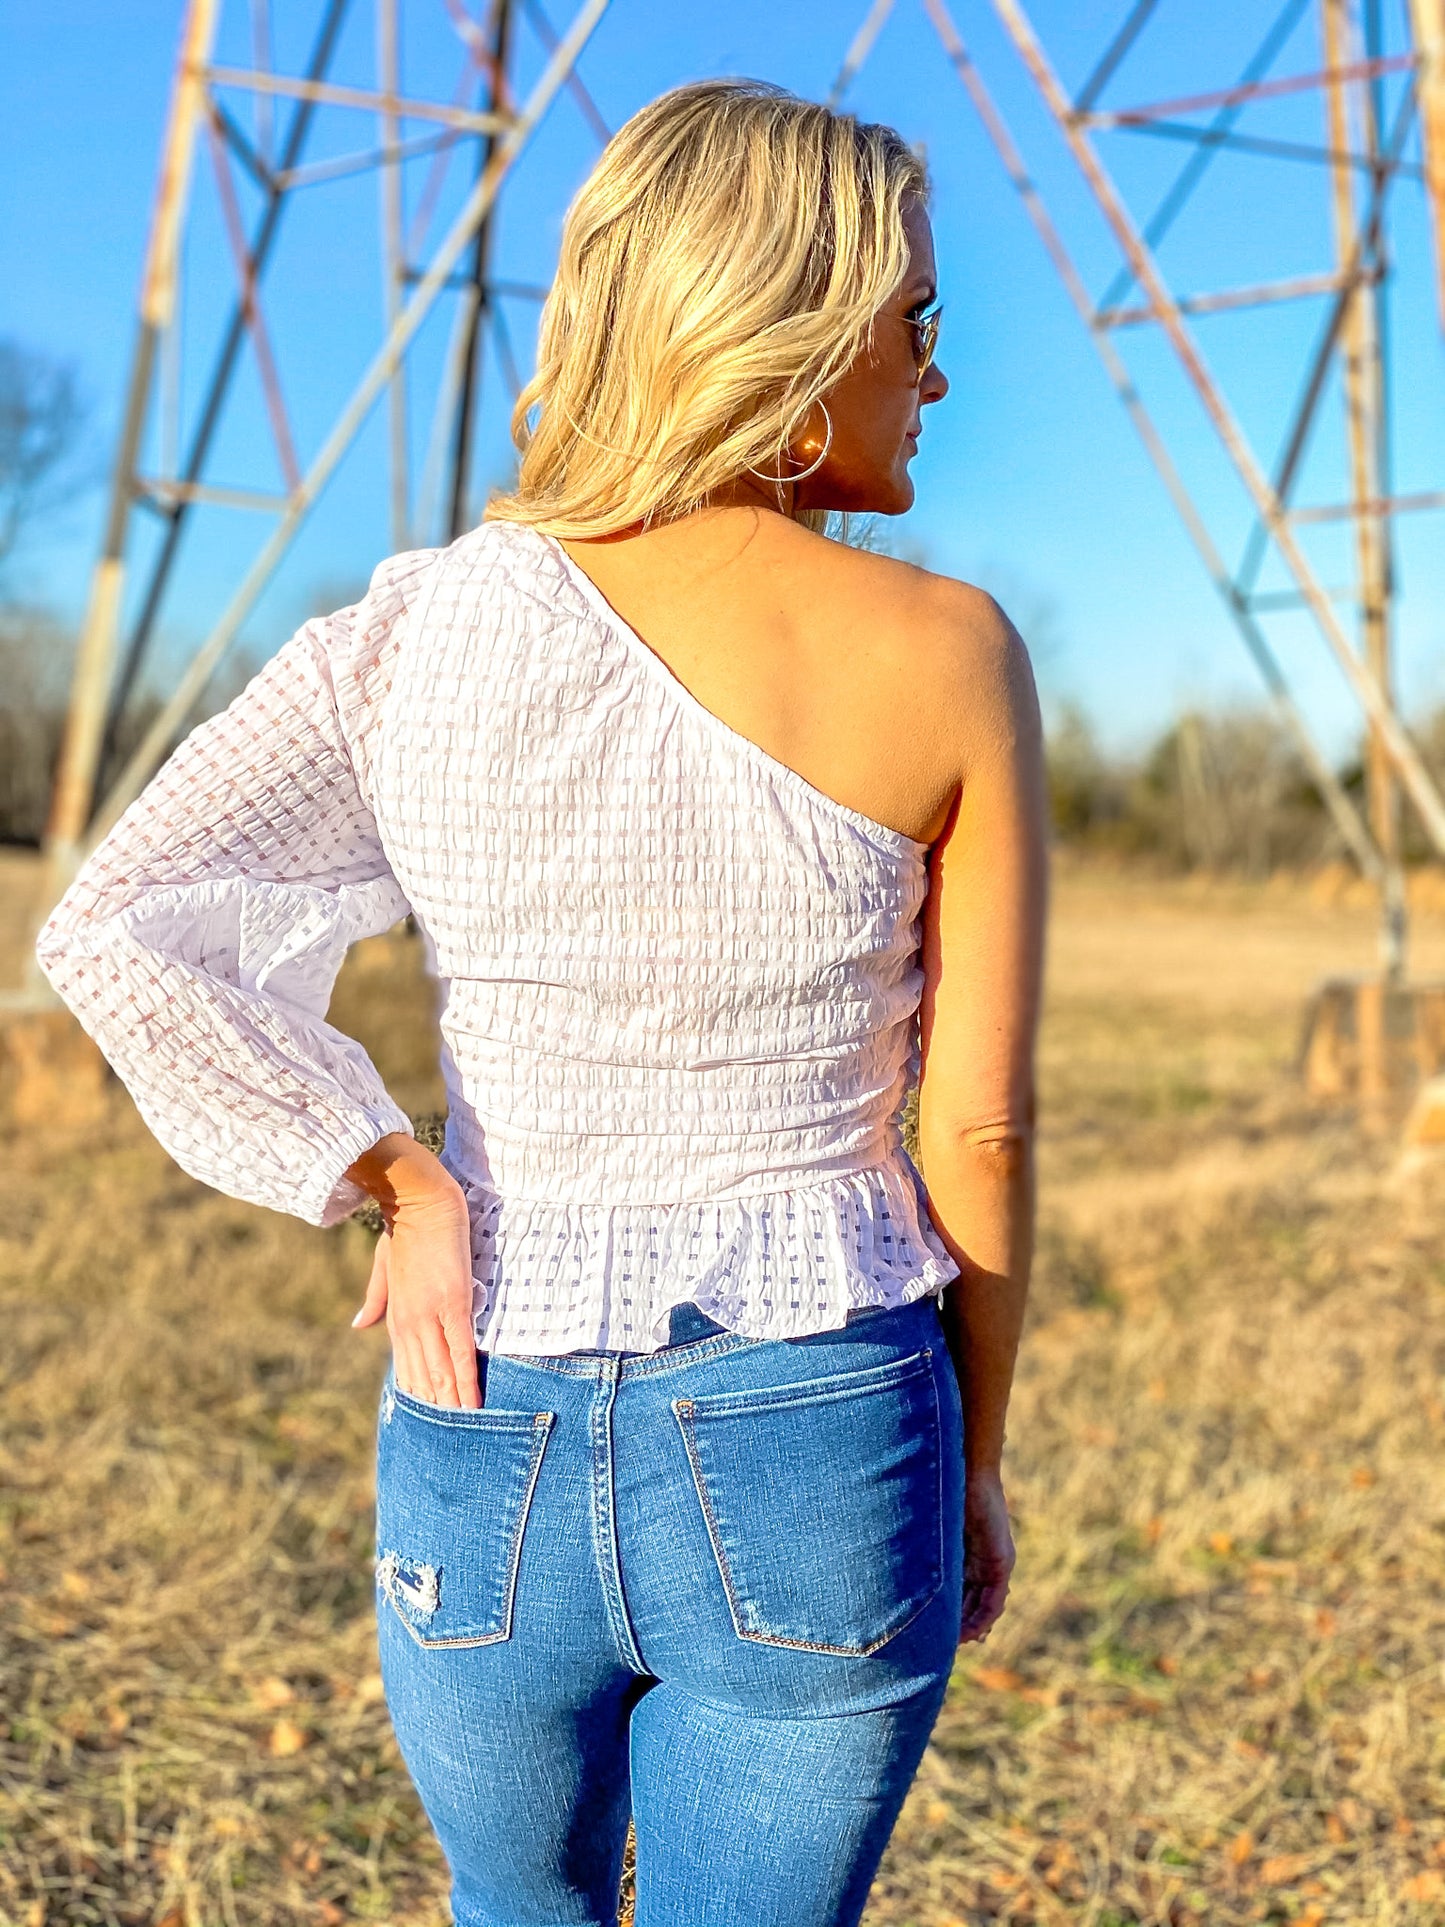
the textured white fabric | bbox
[37,519,961,1354]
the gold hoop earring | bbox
[745,403,834,485]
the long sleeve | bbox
[35,546,441,1229]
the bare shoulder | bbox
[816,538,1021,664]
[823,541,1040,761]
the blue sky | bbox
[3,0,1442,757]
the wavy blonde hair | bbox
[483,78,928,538]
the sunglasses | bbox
[903,302,943,381]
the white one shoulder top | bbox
[36,520,961,1355]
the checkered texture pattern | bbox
[37,521,961,1354]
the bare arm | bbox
[914,588,1049,1640]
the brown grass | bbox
[3,854,1445,1926]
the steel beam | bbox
[1082,50,1416,126]
[377,0,408,550]
[1323,0,1403,972]
[447,0,514,542]
[980,0,1445,860]
[918,0,1383,883]
[1410,0,1445,327]
[89,0,615,849]
[204,63,510,134]
[96,0,351,793]
[828,0,898,109]
[1098,268,1353,327]
[42,0,220,893]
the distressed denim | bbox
[374,1295,965,1927]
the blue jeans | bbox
[374,1295,965,1927]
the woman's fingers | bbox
[958,1478,1016,1645]
[390,1321,432,1403]
[443,1300,482,1409]
[416,1290,481,1408]
[959,1575,1011,1643]
[415,1317,462,1407]
[387,1311,479,1409]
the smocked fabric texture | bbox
[36,520,961,1354]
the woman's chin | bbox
[870,472,916,517]
[810,476,915,518]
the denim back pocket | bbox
[376,1380,554,1649]
[672,1347,943,1657]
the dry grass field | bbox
[3,848,1445,1927]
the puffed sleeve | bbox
[34,546,441,1229]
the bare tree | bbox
[0,338,87,573]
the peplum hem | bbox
[459,1154,961,1357]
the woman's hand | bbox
[958,1467,1015,1645]
[346,1134,480,1409]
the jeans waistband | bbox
[486,1294,941,1382]
[572,1296,899,1358]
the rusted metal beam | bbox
[210,94,278,191]
[277,125,454,191]
[206,112,301,492]
[1097,0,1312,313]
[97,0,351,791]
[829,0,898,109]
[136,477,291,512]
[1291,487,1445,522]
[1083,50,1416,126]
[1233,82,1412,600]
[1099,268,1353,327]
[1323,0,1403,974]
[1073,0,1161,114]
[42,0,220,895]
[1410,0,1445,327]
[982,0,1445,859]
[1247,584,1358,611]
[405,41,491,257]
[918,0,1383,885]
[447,0,514,542]
[377,0,408,551]
[204,64,511,135]
[518,0,611,143]
[90,0,615,849]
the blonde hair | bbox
[483,78,927,538]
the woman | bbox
[38,78,1046,1927]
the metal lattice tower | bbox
[36,0,1445,1048]
[836,0,1445,989]
[41,0,612,910]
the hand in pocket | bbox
[348,1136,480,1410]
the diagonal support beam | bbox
[1086,50,1417,127]
[43,0,221,881]
[829,0,899,108]
[980,0,1445,860]
[917,0,1382,881]
[206,112,301,491]
[1324,0,1403,974]
[1411,0,1445,328]
[89,0,615,851]
[1233,69,1412,614]
[98,0,352,779]
[1098,0,1312,314]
